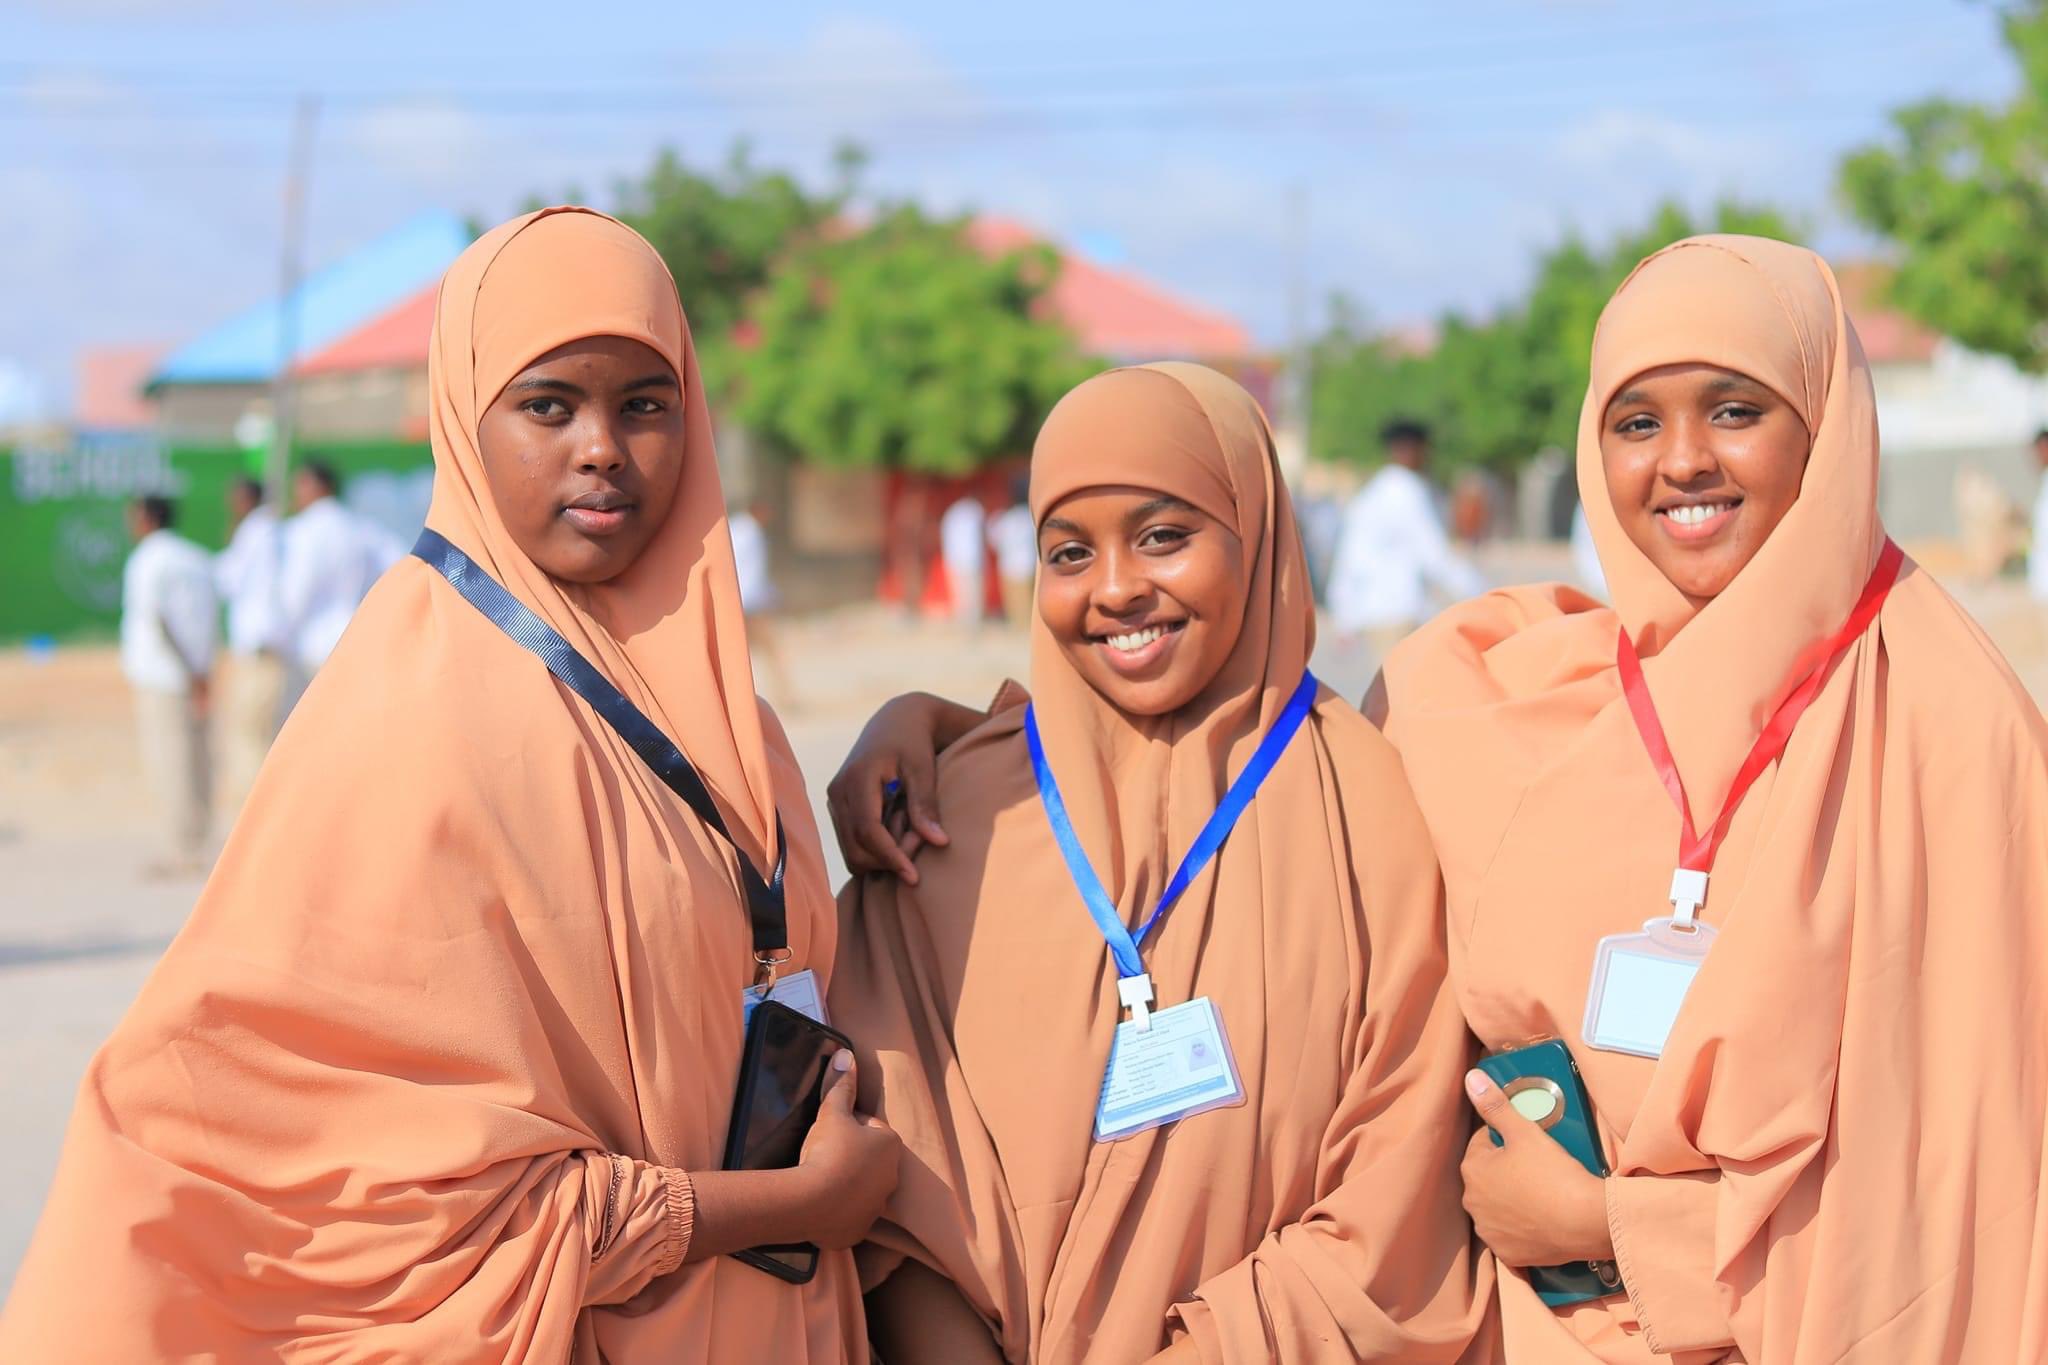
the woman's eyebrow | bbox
[509,376,585,397]
[1132,495,1197,519]
[624,373,679,393]
[1039,515,1080,535]
[1608,386,1649,410]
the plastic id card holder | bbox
[742,968,827,1027]
[1094,997,1245,1143]
[1582,918,1717,1059]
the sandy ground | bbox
[3,543,2044,1292]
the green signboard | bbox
[1,435,432,643]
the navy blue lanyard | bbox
[412,530,788,956]
[1024,671,1318,982]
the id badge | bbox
[1094,997,1245,1142]
[742,968,827,1027]
[1582,918,1716,1059]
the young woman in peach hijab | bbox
[1382,235,2048,1362]
[0,208,897,1362]
[838,237,2048,1363]
[832,362,1492,1364]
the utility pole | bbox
[266,95,317,509]
[1279,180,1312,482]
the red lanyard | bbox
[1616,539,1904,918]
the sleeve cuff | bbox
[656,1166,695,1277]
[1606,1172,1735,1355]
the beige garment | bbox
[1380,237,2048,1361]
[834,363,1492,1364]
[134,684,210,860]
[217,650,285,815]
[0,209,863,1361]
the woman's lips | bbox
[1655,499,1740,544]
[562,502,635,535]
[1093,620,1186,676]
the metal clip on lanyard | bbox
[413,530,791,986]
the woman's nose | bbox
[576,420,628,473]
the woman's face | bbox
[1600,363,1811,606]
[475,335,687,584]
[1036,486,1247,717]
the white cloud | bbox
[1552,109,1776,185]
[342,99,494,191]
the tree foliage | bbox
[604,142,854,396]
[1310,200,1800,472]
[1841,1,2048,369]
[731,207,1098,474]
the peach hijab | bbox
[0,209,862,1362]
[1381,237,2048,1361]
[833,363,1490,1363]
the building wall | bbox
[152,382,270,447]
[1871,345,2048,544]
[296,366,427,440]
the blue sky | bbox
[1,0,2016,419]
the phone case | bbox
[722,1000,853,1285]
[1476,1039,1625,1307]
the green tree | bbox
[520,143,854,397]
[1310,199,1798,472]
[731,206,1097,474]
[1841,1,2048,368]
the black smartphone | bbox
[721,999,853,1284]
[1475,1038,1625,1307]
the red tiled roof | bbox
[76,343,170,429]
[289,217,1249,378]
[967,217,1249,359]
[293,286,437,375]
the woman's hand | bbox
[827,692,980,884]
[791,1051,902,1249]
[684,1051,902,1262]
[1460,1068,1614,1268]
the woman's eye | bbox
[1715,403,1761,423]
[1615,414,1657,436]
[523,397,567,418]
[1045,543,1089,567]
[626,397,665,415]
[1138,526,1190,550]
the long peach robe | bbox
[834,364,1492,1364]
[1381,237,2048,1362]
[0,210,866,1362]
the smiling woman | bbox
[833,362,1492,1364]
[1598,363,1811,608]
[1378,235,2048,1362]
[1034,487,1246,714]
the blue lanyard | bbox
[1024,671,1319,981]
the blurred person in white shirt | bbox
[1571,499,1609,599]
[121,495,218,876]
[989,476,1037,626]
[2030,429,2048,603]
[213,476,287,810]
[280,462,402,696]
[939,491,987,627]
[1326,418,1485,651]
[727,499,790,702]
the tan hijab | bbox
[834,363,1491,1363]
[1382,237,2048,1362]
[0,209,863,1362]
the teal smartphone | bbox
[1476,1039,1625,1307]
